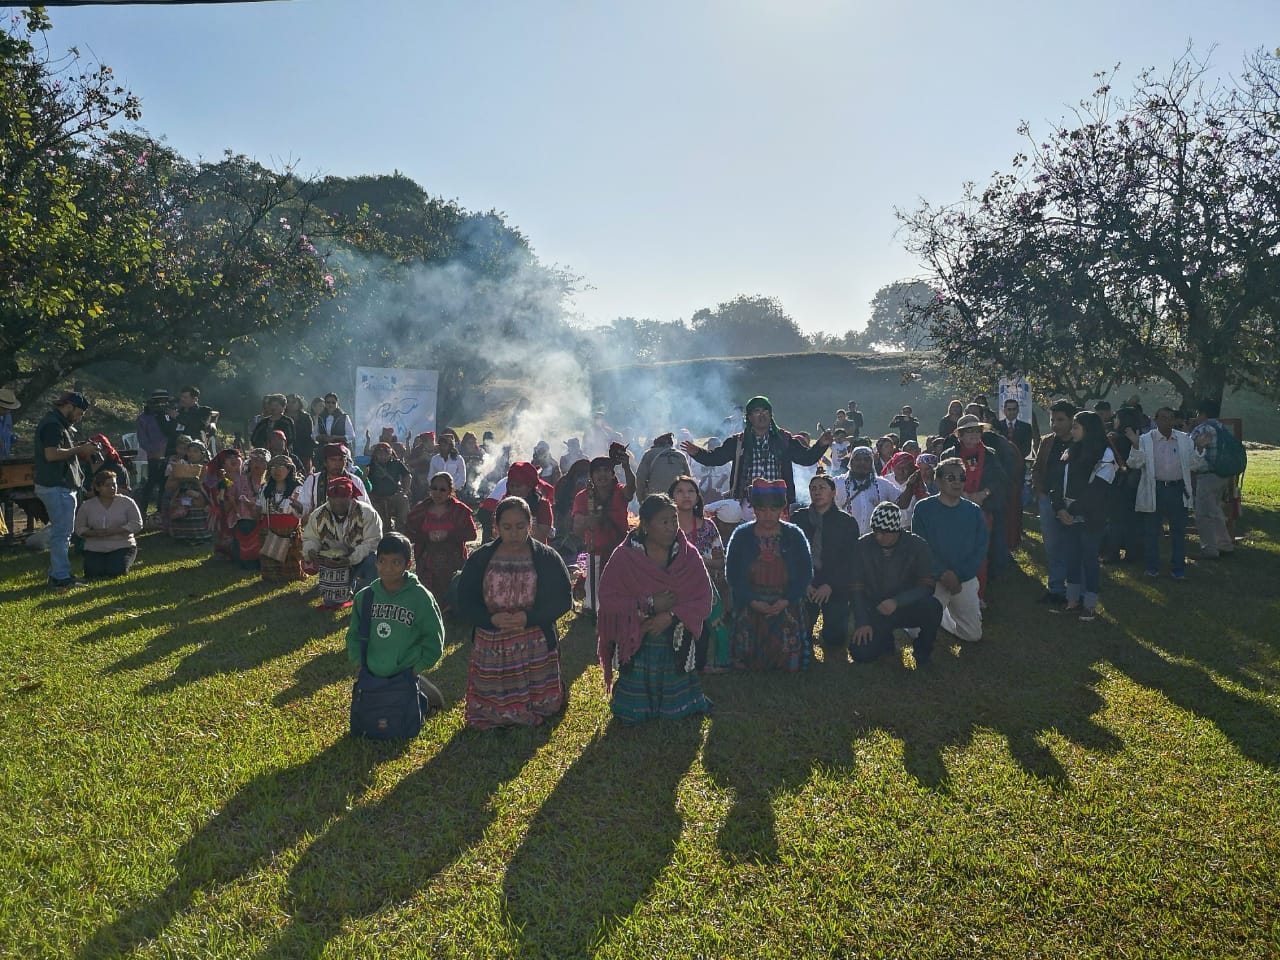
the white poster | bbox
[998,375,1032,424]
[354,367,439,449]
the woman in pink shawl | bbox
[597,493,714,725]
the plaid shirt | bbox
[744,431,781,486]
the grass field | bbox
[3,454,1279,959]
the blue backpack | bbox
[1209,424,1247,478]
[349,589,424,740]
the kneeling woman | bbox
[256,454,305,582]
[725,479,814,671]
[74,469,144,579]
[457,497,573,728]
[597,494,714,725]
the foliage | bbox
[1,13,339,409]
[690,293,811,357]
[900,47,1280,408]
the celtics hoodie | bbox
[346,571,445,677]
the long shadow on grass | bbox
[1026,512,1280,766]
[75,738,413,960]
[501,717,704,960]
[701,564,1123,863]
[134,596,347,695]
[257,725,556,959]
[254,625,595,959]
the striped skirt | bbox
[465,626,565,729]
[611,629,712,726]
[169,493,211,543]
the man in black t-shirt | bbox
[250,393,296,450]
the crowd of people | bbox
[24,382,1247,737]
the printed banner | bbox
[998,375,1033,424]
[354,367,439,449]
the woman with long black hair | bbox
[1051,411,1117,622]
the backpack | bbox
[349,589,424,740]
[1209,424,1247,478]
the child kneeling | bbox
[347,533,446,739]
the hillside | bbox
[591,352,1280,445]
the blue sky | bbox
[41,0,1276,335]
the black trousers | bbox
[850,596,943,664]
[83,546,138,579]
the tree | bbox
[1,15,339,408]
[899,48,1280,409]
[863,280,938,351]
[689,294,809,357]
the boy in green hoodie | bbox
[347,533,446,710]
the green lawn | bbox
[3,455,1279,959]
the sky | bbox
[34,0,1278,335]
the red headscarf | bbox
[89,433,123,465]
[327,475,355,498]
[320,442,346,461]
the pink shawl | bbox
[596,531,713,691]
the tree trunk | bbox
[1189,362,1227,412]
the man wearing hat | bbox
[0,387,19,457]
[681,396,832,516]
[302,474,384,604]
[134,389,172,519]
[850,501,943,666]
[34,391,98,588]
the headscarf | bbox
[882,451,916,478]
[915,453,939,468]
[869,501,904,532]
[319,442,345,461]
[271,429,287,444]
[507,460,540,490]
[748,478,788,507]
[88,433,123,466]
[327,476,355,498]
[745,396,772,413]
[264,455,300,498]
[247,447,271,464]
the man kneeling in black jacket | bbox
[851,501,943,666]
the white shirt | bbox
[429,453,467,492]
[839,474,902,533]
[297,468,369,518]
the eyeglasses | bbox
[937,473,966,481]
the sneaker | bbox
[1037,591,1068,606]
[47,576,87,589]
[1171,572,1186,581]
[1143,568,1160,578]
[1078,608,1096,622]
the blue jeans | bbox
[35,484,78,581]
[352,554,377,595]
[1144,483,1187,575]
[1061,523,1104,609]
[1038,494,1068,595]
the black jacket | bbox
[689,429,829,503]
[789,505,860,602]
[941,433,1012,514]
[851,531,937,626]
[456,538,572,649]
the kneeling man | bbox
[911,457,989,642]
[851,501,942,666]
